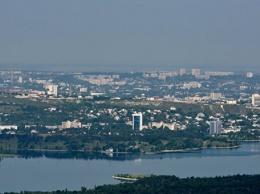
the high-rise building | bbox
[18,76,23,83]
[210,120,222,135]
[11,70,14,85]
[46,84,58,97]
[180,68,186,76]
[132,113,143,131]
[69,83,72,96]
[192,69,200,76]
[252,94,260,106]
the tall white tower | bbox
[132,113,143,131]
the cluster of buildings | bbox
[141,68,237,79]
[131,110,260,135]
[0,125,17,134]
[75,74,125,86]
[0,69,259,137]
[132,112,221,135]
[0,69,259,105]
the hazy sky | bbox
[0,0,259,72]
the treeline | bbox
[91,174,260,194]
[0,123,239,153]
[0,125,238,153]
[5,174,260,194]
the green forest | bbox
[5,174,260,194]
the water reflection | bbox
[0,143,259,193]
[0,142,259,161]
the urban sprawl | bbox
[0,68,259,153]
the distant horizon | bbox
[0,63,258,74]
[1,1,259,73]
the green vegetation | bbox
[0,124,239,154]
[5,174,260,194]
[0,94,259,153]
[0,94,256,126]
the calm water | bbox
[0,142,260,193]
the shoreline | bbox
[204,145,241,149]
[112,174,152,181]
[0,145,244,157]
[0,153,18,157]
[228,140,260,142]
[144,148,201,155]
[112,176,137,181]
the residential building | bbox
[46,84,58,97]
[80,87,88,92]
[180,68,186,76]
[149,121,176,130]
[226,100,237,104]
[210,93,222,100]
[252,94,260,106]
[192,69,200,76]
[62,120,82,129]
[205,71,234,76]
[132,113,143,131]
[182,81,201,89]
[246,72,253,78]
[0,125,18,131]
[18,76,23,83]
[210,120,222,135]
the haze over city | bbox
[0,0,260,72]
[1,1,260,193]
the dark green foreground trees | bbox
[6,174,260,194]
[89,174,260,194]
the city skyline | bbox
[0,0,260,72]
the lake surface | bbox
[0,142,260,193]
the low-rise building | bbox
[0,125,18,131]
[61,120,82,129]
[149,122,177,130]
[252,94,260,106]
